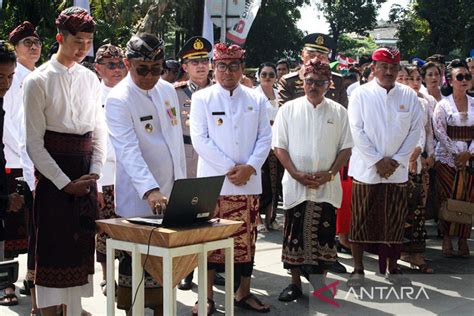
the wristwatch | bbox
[328,170,335,181]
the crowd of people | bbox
[0,6,473,316]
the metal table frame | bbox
[106,237,234,315]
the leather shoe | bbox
[327,260,347,274]
[177,278,193,291]
[278,283,303,302]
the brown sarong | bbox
[436,162,473,238]
[34,131,97,288]
[96,184,118,263]
[350,181,408,244]
[3,169,28,258]
[403,173,428,253]
[208,195,259,264]
[282,201,337,270]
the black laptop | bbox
[127,175,225,228]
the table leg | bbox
[131,244,144,315]
[224,239,234,316]
[163,253,174,315]
[106,240,115,316]
[198,249,208,316]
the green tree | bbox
[337,34,377,58]
[244,0,310,67]
[314,0,386,57]
[391,1,472,59]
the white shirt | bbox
[272,97,353,209]
[3,62,36,190]
[190,83,272,196]
[254,85,279,121]
[24,56,107,190]
[346,81,360,97]
[106,76,186,217]
[97,82,116,189]
[348,80,423,184]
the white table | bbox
[106,237,234,316]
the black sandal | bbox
[191,298,216,316]
[235,293,270,313]
[0,292,19,306]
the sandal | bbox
[19,279,31,296]
[235,293,270,313]
[402,254,434,274]
[191,298,216,316]
[347,269,365,288]
[257,224,268,233]
[0,292,19,306]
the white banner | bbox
[202,0,214,53]
[73,0,93,56]
[226,0,261,46]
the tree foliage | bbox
[314,0,386,56]
[337,34,377,58]
[390,0,473,60]
[244,0,310,67]
[0,0,323,67]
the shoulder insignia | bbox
[174,81,188,89]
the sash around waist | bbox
[446,125,474,142]
[43,130,93,154]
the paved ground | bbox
[3,214,474,315]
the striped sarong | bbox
[350,180,408,244]
[436,162,473,238]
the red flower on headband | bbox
[213,43,245,61]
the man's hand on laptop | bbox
[146,189,168,215]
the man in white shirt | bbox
[2,21,39,309]
[105,32,185,314]
[24,7,106,316]
[348,47,423,287]
[190,43,272,314]
[93,44,127,296]
[273,59,352,302]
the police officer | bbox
[175,36,213,179]
[174,36,217,291]
[278,33,348,107]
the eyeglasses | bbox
[98,61,126,70]
[215,62,241,72]
[188,60,209,66]
[20,38,42,48]
[260,72,275,79]
[455,73,473,81]
[304,78,329,86]
[135,65,163,77]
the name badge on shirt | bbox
[397,104,409,112]
[212,111,225,115]
[140,115,153,121]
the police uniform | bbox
[278,33,348,107]
[175,36,212,178]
